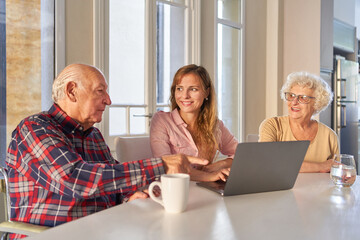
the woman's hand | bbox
[203,158,233,172]
[190,167,230,182]
[161,154,209,174]
[299,158,334,173]
[319,159,334,173]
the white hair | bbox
[51,64,87,103]
[280,71,333,114]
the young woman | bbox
[150,64,238,181]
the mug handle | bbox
[149,181,163,206]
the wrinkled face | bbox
[75,73,112,130]
[287,85,316,121]
[175,73,208,116]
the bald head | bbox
[52,63,111,130]
[52,63,105,103]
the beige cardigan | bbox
[259,116,339,163]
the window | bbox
[103,0,199,150]
[216,0,244,140]
[96,0,244,148]
[156,1,186,112]
[108,0,146,136]
[0,1,54,166]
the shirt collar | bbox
[49,103,92,135]
[170,108,187,127]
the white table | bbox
[27,173,360,240]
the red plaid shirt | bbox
[6,104,164,238]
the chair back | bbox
[114,136,152,163]
[0,166,50,238]
[0,167,10,222]
[246,134,259,142]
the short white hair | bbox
[280,71,333,114]
[51,64,87,103]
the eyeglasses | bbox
[284,92,315,104]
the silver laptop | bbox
[196,141,310,196]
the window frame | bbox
[215,0,245,142]
[56,0,245,148]
[94,0,200,151]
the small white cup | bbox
[149,173,190,213]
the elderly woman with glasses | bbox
[259,71,339,173]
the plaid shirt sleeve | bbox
[7,118,165,200]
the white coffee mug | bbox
[148,173,190,213]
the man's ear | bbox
[66,81,77,102]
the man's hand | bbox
[127,191,149,202]
[161,154,209,174]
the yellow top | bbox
[259,116,339,163]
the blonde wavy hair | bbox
[170,64,219,158]
[280,71,333,114]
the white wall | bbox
[265,0,283,119]
[65,0,93,65]
[244,0,267,136]
[282,0,322,114]
[200,2,216,82]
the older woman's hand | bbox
[319,159,334,173]
[300,158,334,173]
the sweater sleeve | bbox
[259,117,279,142]
[218,120,238,158]
[327,126,340,160]
[150,112,173,157]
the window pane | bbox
[109,108,126,136]
[217,0,241,23]
[161,0,185,5]
[156,2,185,106]
[173,0,185,4]
[217,24,240,136]
[2,1,49,166]
[109,0,145,105]
[130,108,146,134]
[156,107,170,112]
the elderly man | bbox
[6,64,207,239]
